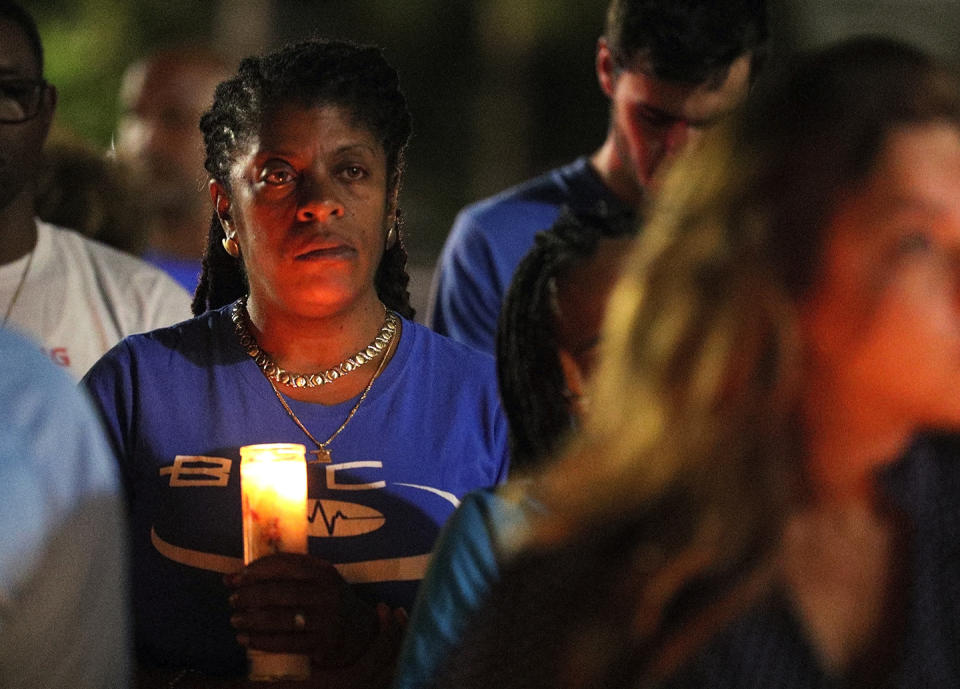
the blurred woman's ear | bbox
[209,180,233,228]
[558,348,589,419]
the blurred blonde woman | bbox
[436,36,960,689]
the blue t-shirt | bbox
[427,157,628,353]
[83,304,509,676]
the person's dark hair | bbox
[604,0,767,83]
[193,38,414,318]
[496,205,635,473]
[0,1,44,74]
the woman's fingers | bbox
[231,605,328,633]
[225,552,380,666]
[230,578,341,611]
[225,552,343,587]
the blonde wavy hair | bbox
[512,35,960,681]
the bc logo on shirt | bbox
[160,456,232,486]
[157,457,401,538]
[154,455,455,582]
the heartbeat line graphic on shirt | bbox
[307,499,386,537]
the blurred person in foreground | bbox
[0,1,191,378]
[0,326,130,688]
[437,36,960,689]
[427,0,766,353]
[84,38,508,688]
[395,206,636,688]
[115,45,232,292]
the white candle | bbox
[240,443,308,562]
[239,443,310,681]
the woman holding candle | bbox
[436,37,960,688]
[83,39,508,687]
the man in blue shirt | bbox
[428,0,768,352]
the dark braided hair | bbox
[496,205,636,473]
[192,38,414,318]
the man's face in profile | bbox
[601,47,753,190]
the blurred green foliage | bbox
[27,0,215,147]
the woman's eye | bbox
[261,165,295,185]
[341,165,367,181]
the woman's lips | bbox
[296,245,356,260]
[295,236,356,260]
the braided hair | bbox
[192,38,414,318]
[496,205,636,473]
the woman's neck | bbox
[784,369,914,673]
[802,374,914,504]
[243,290,392,405]
[781,493,904,676]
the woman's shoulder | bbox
[402,318,496,369]
[124,307,228,353]
[84,307,234,382]
[396,320,500,403]
[882,433,960,514]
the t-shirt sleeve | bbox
[81,340,138,499]
[427,212,502,354]
[116,258,193,335]
[141,273,194,332]
[393,490,509,689]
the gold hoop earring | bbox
[385,223,398,250]
[221,236,240,258]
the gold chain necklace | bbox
[2,248,35,328]
[231,297,399,388]
[265,326,396,463]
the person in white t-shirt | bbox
[0,3,191,378]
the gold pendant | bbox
[309,447,332,464]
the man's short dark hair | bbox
[0,1,44,74]
[605,0,767,83]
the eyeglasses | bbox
[0,79,49,124]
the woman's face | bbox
[555,235,635,418]
[802,122,960,433]
[217,103,393,318]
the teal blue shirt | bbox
[394,487,537,689]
